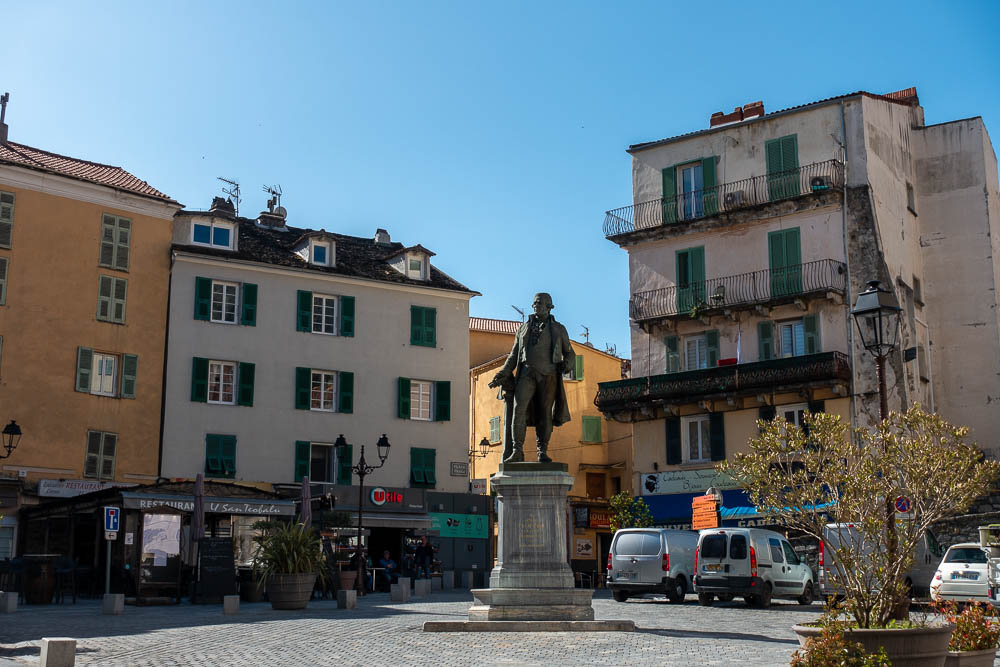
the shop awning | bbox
[349,512,431,529]
[120,492,296,516]
[578,462,626,470]
[642,489,752,525]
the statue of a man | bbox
[489,293,575,463]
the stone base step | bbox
[423,620,635,632]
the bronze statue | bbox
[489,293,575,463]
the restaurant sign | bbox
[121,493,296,516]
[589,509,612,529]
[39,479,135,498]
[640,468,740,496]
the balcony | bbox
[594,352,851,417]
[630,258,847,328]
[603,159,845,239]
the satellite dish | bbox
[274,206,287,219]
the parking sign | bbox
[104,506,120,532]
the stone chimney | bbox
[742,101,765,121]
[710,106,744,128]
[209,197,236,217]
[0,92,9,143]
[374,228,391,244]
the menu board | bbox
[197,537,237,602]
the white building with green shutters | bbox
[160,197,477,493]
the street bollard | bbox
[223,595,239,615]
[40,637,76,667]
[101,593,124,615]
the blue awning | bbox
[642,489,752,525]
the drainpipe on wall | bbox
[840,101,858,432]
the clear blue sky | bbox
[4,1,998,357]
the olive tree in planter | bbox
[719,405,999,663]
[253,521,326,610]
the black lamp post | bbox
[1,420,22,459]
[469,437,492,493]
[336,433,390,595]
[851,280,902,420]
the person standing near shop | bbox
[414,536,434,579]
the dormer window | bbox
[192,220,235,250]
[312,242,330,266]
[408,257,423,279]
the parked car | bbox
[819,523,943,598]
[606,528,698,603]
[693,527,814,608]
[930,542,990,603]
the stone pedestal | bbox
[390,583,409,602]
[101,594,124,616]
[222,595,239,615]
[441,571,454,590]
[413,579,431,596]
[39,638,76,667]
[0,591,17,613]
[337,589,357,609]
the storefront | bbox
[639,468,753,529]
[570,501,614,587]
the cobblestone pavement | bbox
[0,591,842,666]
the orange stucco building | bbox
[0,135,179,556]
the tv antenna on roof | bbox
[263,184,283,212]
[511,305,524,322]
[580,325,590,344]
[217,177,241,216]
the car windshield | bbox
[944,547,987,564]
[701,534,727,559]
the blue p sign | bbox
[104,506,120,532]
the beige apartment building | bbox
[469,317,631,580]
[594,87,1000,527]
[0,120,180,556]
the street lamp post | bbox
[336,433,390,595]
[468,437,491,492]
[1,420,22,459]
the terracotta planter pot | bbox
[338,570,358,591]
[793,624,955,667]
[266,573,317,610]
[943,648,998,667]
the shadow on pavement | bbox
[634,627,801,645]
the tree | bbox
[609,492,654,531]
[719,405,999,629]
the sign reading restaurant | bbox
[121,493,296,516]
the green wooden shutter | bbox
[423,449,437,486]
[97,276,113,321]
[99,215,116,267]
[112,278,127,323]
[691,247,705,306]
[410,448,425,485]
[241,283,258,326]
[424,308,436,346]
[574,355,584,381]
[757,321,774,361]
[701,157,718,215]
[191,357,209,402]
[337,443,353,485]
[205,434,221,475]
[489,416,500,443]
[398,377,411,419]
[294,441,311,483]
[221,435,237,478]
[665,417,681,465]
[0,191,13,249]
[766,135,799,200]
[114,218,130,271]
[237,362,255,406]
[121,354,138,399]
[768,230,786,296]
[339,295,355,337]
[781,135,799,171]
[765,138,784,175]
[661,167,677,224]
[803,314,821,354]
[338,371,354,414]
[435,380,451,421]
[75,346,94,392]
[295,367,311,409]
[410,306,423,345]
[194,277,212,320]
[785,228,802,293]
[665,336,680,373]
[296,290,313,332]
[709,412,726,461]
[706,330,719,367]
[582,416,602,443]
[0,256,7,304]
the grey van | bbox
[607,528,698,603]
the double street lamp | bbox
[335,433,390,595]
[1,420,22,459]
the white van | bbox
[607,528,698,603]
[819,523,943,598]
[693,528,814,607]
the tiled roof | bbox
[386,244,436,259]
[174,214,476,295]
[0,141,176,202]
[628,88,919,153]
[469,317,522,334]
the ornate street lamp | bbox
[469,437,492,493]
[851,280,902,420]
[336,433,390,595]
[1,420,22,459]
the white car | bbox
[930,543,990,603]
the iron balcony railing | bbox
[604,159,845,238]
[630,258,847,323]
[594,352,851,413]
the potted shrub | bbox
[720,405,1000,665]
[791,623,890,666]
[252,521,325,610]
[935,600,1000,666]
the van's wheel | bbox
[667,577,686,603]
[612,590,629,603]
[759,582,773,608]
[744,595,759,607]
[716,593,735,602]
[697,592,714,606]
[798,582,815,606]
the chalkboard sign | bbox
[196,537,237,603]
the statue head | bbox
[532,293,554,319]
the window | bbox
[208,361,236,404]
[406,256,424,279]
[211,281,239,324]
[611,476,621,495]
[192,220,234,249]
[782,541,801,565]
[84,430,117,479]
[682,415,711,463]
[99,214,131,271]
[0,527,13,560]
[205,434,237,478]
[678,162,704,220]
[700,534,727,559]
[768,227,802,297]
[312,294,337,334]
[765,134,800,201]
[906,182,917,214]
[410,447,436,488]
[768,537,785,563]
[0,256,7,305]
[0,190,14,248]
[311,242,330,266]
[489,416,501,444]
[685,335,709,370]
[310,443,336,483]
[410,306,436,347]
[97,275,128,323]
[613,532,660,556]
[729,534,748,560]
[410,379,433,421]
[675,246,705,312]
[311,370,337,411]
[586,473,605,498]
[295,440,347,483]
[779,403,809,429]
[581,415,602,443]
[913,276,924,306]
[91,353,117,396]
[563,355,584,381]
[779,320,806,357]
